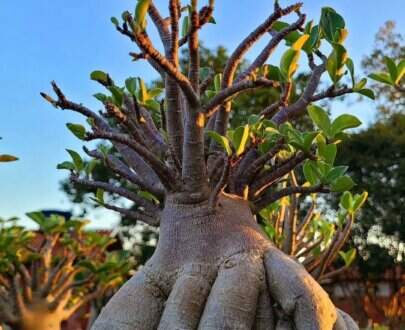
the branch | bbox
[86,131,178,191]
[188,1,200,91]
[103,203,159,226]
[179,3,215,46]
[281,172,299,255]
[236,12,306,82]
[310,86,353,102]
[169,0,180,65]
[70,176,160,215]
[238,138,285,189]
[295,236,324,259]
[208,156,229,208]
[297,200,316,237]
[311,215,354,279]
[148,2,171,49]
[135,32,199,106]
[203,78,278,117]
[251,151,309,197]
[272,63,326,124]
[253,184,328,213]
[42,82,165,193]
[83,148,164,199]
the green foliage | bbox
[134,0,151,33]
[66,123,86,140]
[90,70,110,85]
[206,131,232,156]
[319,7,345,43]
[369,56,405,87]
[338,248,356,267]
[335,113,405,273]
[0,213,134,305]
[361,21,404,116]
[307,104,362,138]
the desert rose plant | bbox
[0,214,133,330]
[40,0,382,328]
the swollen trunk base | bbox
[93,194,358,330]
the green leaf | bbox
[134,0,151,33]
[326,44,347,83]
[181,16,190,37]
[111,17,119,27]
[280,48,300,80]
[232,125,250,156]
[66,123,86,140]
[320,7,345,43]
[318,143,337,164]
[356,88,375,100]
[85,159,98,176]
[96,189,105,204]
[396,59,405,84]
[26,212,47,226]
[271,21,302,45]
[94,93,108,103]
[324,165,348,183]
[384,56,398,83]
[66,149,84,171]
[137,78,148,102]
[148,88,163,98]
[368,72,392,85]
[302,132,319,152]
[331,114,361,136]
[109,86,124,106]
[303,160,319,185]
[207,131,232,156]
[353,78,367,92]
[138,190,160,204]
[57,161,75,171]
[340,191,353,210]
[0,154,18,162]
[292,34,310,51]
[90,70,110,85]
[125,77,137,95]
[307,105,331,133]
[209,16,216,24]
[264,65,282,82]
[214,73,222,91]
[346,58,355,86]
[304,24,320,52]
[352,191,368,213]
[331,175,354,192]
[339,248,356,267]
[335,28,348,44]
[144,99,161,112]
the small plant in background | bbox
[0,214,134,330]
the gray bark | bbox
[92,194,358,330]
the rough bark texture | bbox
[93,194,358,330]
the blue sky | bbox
[0,0,404,227]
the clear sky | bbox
[0,0,404,228]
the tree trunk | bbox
[92,194,357,330]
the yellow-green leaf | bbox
[134,0,151,33]
[292,34,310,51]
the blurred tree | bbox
[0,214,133,330]
[336,112,405,274]
[362,21,404,116]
